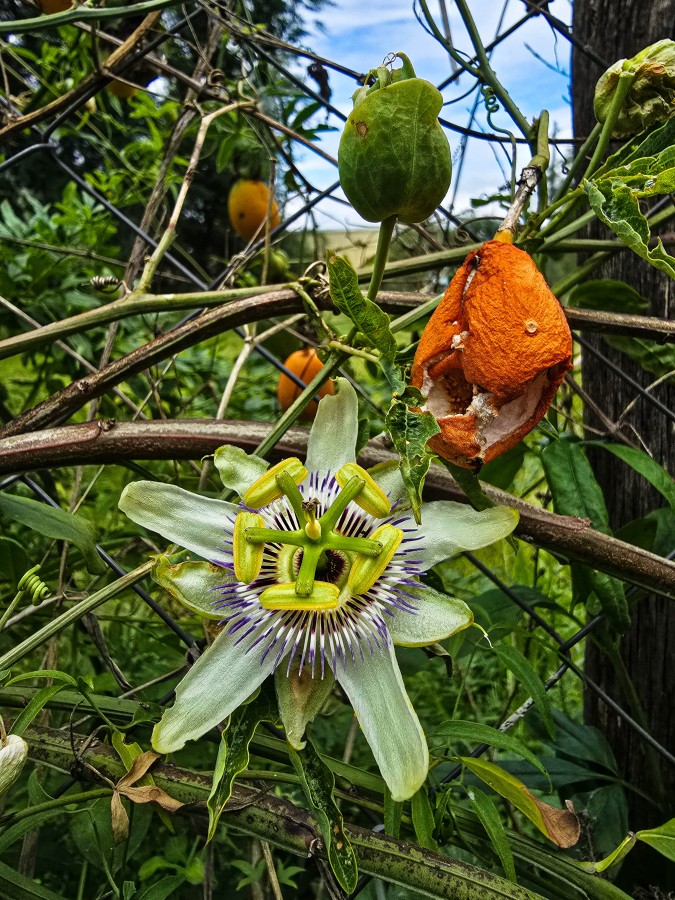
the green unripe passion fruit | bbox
[338,53,452,223]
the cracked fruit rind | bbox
[227,179,280,242]
[411,240,573,468]
[338,53,451,223]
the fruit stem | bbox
[367,215,397,303]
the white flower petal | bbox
[368,460,410,509]
[388,583,473,647]
[416,501,519,568]
[214,445,269,498]
[337,640,428,801]
[152,628,276,753]
[305,378,358,474]
[119,482,239,562]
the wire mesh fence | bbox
[0,1,673,897]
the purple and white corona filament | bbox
[119,379,519,800]
[215,469,424,679]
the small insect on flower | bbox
[411,240,573,469]
[119,381,518,801]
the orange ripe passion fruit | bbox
[228,179,280,242]
[277,349,335,421]
[411,240,573,468]
[107,80,138,100]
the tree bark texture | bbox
[572,0,675,871]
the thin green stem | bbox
[320,476,365,531]
[0,284,285,363]
[328,340,379,363]
[582,70,636,181]
[325,535,383,556]
[0,591,24,632]
[367,215,397,302]
[539,208,596,245]
[523,188,583,238]
[245,528,305,547]
[276,471,306,522]
[552,122,602,203]
[415,0,481,80]
[0,788,111,826]
[452,0,531,140]
[550,251,613,297]
[253,354,345,460]
[0,562,152,671]
[0,0,177,33]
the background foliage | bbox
[0,1,673,899]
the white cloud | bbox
[285,0,574,231]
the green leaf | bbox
[585,179,675,278]
[467,786,517,883]
[0,861,69,900]
[568,280,675,378]
[0,493,104,575]
[541,440,629,631]
[10,684,67,736]
[494,645,555,741]
[136,876,187,900]
[568,279,649,314]
[428,719,549,780]
[0,538,29,587]
[479,444,527,492]
[411,785,438,850]
[541,440,610,531]
[587,444,675,509]
[636,817,675,862]
[441,459,496,512]
[287,736,359,893]
[207,686,277,842]
[385,397,440,523]
[599,116,675,174]
[457,758,580,848]
[605,334,675,378]
[327,251,397,360]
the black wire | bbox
[20,475,197,649]
[576,334,675,426]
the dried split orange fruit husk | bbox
[411,240,573,469]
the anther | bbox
[233,511,265,583]
[243,458,308,509]
[335,463,391,517]
[348,525,403,595]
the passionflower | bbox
[118,381,518,801]
[411,240,573,469]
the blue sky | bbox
[288,0,574,230]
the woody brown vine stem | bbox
[0,287,672,367]
[21,725,626,900]
[0,420,672,600]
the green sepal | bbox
[275,661,334,750]
[152,555,228,620]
